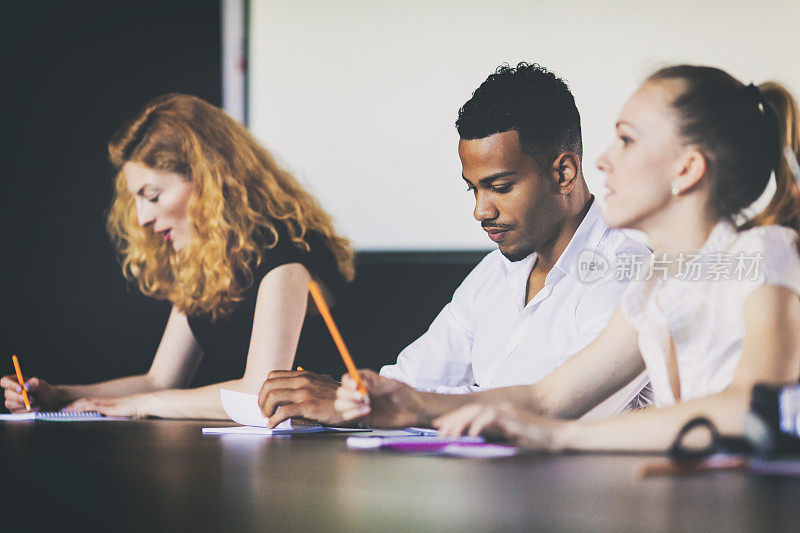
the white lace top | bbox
[620,221,800,407]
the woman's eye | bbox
[619,135,633,147]
[147,195,160,203]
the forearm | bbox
[56,374,161,404]
[136,378,260,420]
[558,387,751,453]
[416,340,646,425]
[417,384,538,426]
[418,376,630,426]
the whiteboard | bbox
[248,0,800,251]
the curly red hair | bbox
[106,94,354,321]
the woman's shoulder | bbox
[254,225,344,290]
[257,226,329,266]
[730,224,799,254]
[730,224,800,296]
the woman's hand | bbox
[333,369,427,428]
[63,395,149,418]
[1,375,64,412]
[433,402,573,451]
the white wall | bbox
[248,0,800,251]
[221,0,247,124]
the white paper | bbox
[203,426,276,435]
[0,413,38,420]
[346,435,485,449]
[219,389,292,429]
[345,435,517,457]
[201,426,362,435]
[440,444,518,458]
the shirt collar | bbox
[554,198,608,281]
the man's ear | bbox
[672,148,706,194]
[552,152,581,194]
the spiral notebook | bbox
[0,411,121,421]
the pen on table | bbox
[11,354,32,412]
[638,455,747,477]
[307,281,368,396]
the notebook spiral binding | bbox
[38,411,104,418]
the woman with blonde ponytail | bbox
[338,65,800,452]
[1,94,354,419]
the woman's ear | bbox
[671,148,706,195]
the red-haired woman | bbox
[1,94,354,418]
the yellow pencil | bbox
[11,355,31,412]
[307,281,367,396]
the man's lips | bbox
[484,228,512,242]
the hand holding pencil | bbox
[1,357,62,413]
[260,282,423,428]
[307,280,367,396]
[256,284,362,428]
[334,368,428,428]
[306,280,432,428]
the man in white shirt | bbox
[258,62,650,427]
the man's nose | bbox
[473,191,499,222]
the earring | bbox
[671,181,681,196]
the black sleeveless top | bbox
[186,223,350,386]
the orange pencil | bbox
[307,281,367,396]
[11,355,31,412]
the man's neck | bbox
[525,195,593,305]
[534,195,594,274]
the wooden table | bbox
[2,420,799,532]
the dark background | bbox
[0,1,482,400]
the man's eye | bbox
[491,184,511,193]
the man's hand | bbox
[258,370,344,428]
[334,369,428,428]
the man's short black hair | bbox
[456,62,583,169]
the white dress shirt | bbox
[621,221,800,407]
[381,200,652,420]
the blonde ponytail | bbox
[746,82,800,252]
